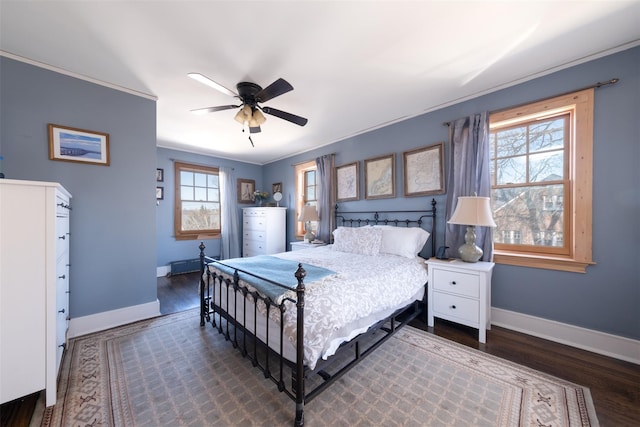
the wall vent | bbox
[169,258,201,276]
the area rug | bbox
[41,308,598,426]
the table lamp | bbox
[298,205,319,243]
[448,196,496,262]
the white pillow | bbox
[373,225,430,258]
[332,226,383,256]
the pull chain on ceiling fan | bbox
[188,73,308,146]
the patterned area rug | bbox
[41,308,599,426]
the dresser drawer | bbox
[243,215,267,231]
[432,269,479,298]
[243,239,267,257]
[56,217,70,257]
[243,229,266,243]
[432,292,479,324]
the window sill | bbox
[175,233,220,241]
[493,251,595,273]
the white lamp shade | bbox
[448,196,496,227]
[298,205,319,222]
[252,109,267,125]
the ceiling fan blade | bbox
[188,73,237,97]
[190,105,240,115]
[255,78,293,103]
[262,107,308,126]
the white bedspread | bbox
[207,245,428,369]
[277,246,428,366]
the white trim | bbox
[157,265,170,277]
[0,50,157,101]
[492,307,640,365]
[68,300,161,339]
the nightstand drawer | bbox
[432,269,479,298]
[432,292,479,324]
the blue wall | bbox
[2,46,638,341]
[0,57,157,318]
[265,46,640,340]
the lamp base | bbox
[458,226,483,262]
[304,230,315,243]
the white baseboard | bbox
[491,307,640,365]
[157,265,170,277]
[68,300,161,339]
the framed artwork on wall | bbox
[402,142,445,197]
[48,123,110,166]
[364,154,396,200]
[272,182,282,194]
[238,178,256,204]
[335,162,359,202]
[156,168,164,182]
[156,186,164,200]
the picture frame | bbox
[156,168,164,182]
[238,178,256,204]
[272,182,282,194]
[156,186,164,200]
[48,123,110,166]
[364,153,396,200]
[402,142,445,197]
[335,162,359,202]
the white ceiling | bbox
[1,1,639,165]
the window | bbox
[489,89,594,273]
[294,160,317,237]
[174,161,220,240]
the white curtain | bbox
[220,166,241,259]
[315,154,333,243]
[445,113,494,261]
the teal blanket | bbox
[210,255,336,302]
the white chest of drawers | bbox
[0,179,71,406]
[426,258,494,343]
[242,207,286,257]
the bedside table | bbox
[426,258,494,343]
[289,241,327,251]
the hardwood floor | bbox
[2,272,638,426]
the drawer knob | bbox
[58,308,65,314]
[58,235,66,240]
[58,274,66,279]
[451,281,457,285]
[450,305,456,310]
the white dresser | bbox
[426,258,494,343]
[242,207,286,257]
[0,179,71,406]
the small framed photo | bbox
[156,168,164,182]
[335,162,359,202]
[48,123,110,166]
[156,186,164,200]
[272,182,282,194]
[238,178,255,204]
[364,153,396,200]
[403,143,445,197]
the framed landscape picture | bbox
[335,162,359,202]
[48,124,110,166]
[364,154,395,200]
[402,143,445,197]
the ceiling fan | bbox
[188,73,308,146]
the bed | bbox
[199,199,437,426]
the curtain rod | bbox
[442,78,619,126]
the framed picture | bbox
[403,142,445,197]
[48,123,110,166]
[156,186,164,200]
[156,168,164,182]
[238,178,256,204]
[272,182,282,194]
[364,154,395,200]
[335,162,359,202]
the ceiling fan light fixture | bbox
[242,104,252,118]
[234,109,246,124]
[252,109,266,125]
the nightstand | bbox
[426,258,494,343]
[289,241,327,251]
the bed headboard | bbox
[333,198,437,257]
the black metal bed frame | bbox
[199,199,436,426]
